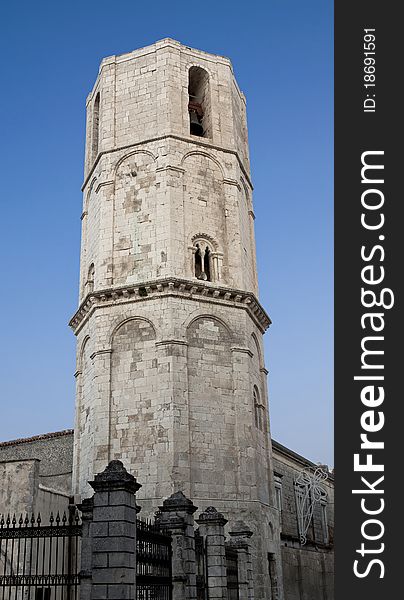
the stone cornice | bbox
[231,347,254,357]
[89,349,113,360]
[69,277,271,335]
[155,339,188,347]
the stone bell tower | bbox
[70,39,283,598]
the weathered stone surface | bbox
[160,491,197,600]
[0,430,73,494]
[71,38,283,598]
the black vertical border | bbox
[335,1,402,597]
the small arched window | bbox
[92,93,100,162]
[188,67,211,138]
[254,386,266,432]
[86,263,95,294]
[194,242,212,281]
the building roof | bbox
[272,439,334,480]
[0,429,73,448]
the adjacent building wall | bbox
[0,430,73,508]
[0,459,40,516]
[272,440,334,600]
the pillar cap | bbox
[159,491,197,514]
[89,460,141,493]
[229,520,254,539]
[77,497,94,517]
[196,506,228,527]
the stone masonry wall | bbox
[272,441,334,600]
[79,138,258,305]
[0,460,39,515]
[79,40,257,305]
[73,297,272,502]
[0,430,73,494]
[72,292,281,597]
[84,39,249,177]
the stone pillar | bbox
[78,460,141,600]
[228,520,255,600]
[196,507,228,600]
[158,491,198,600]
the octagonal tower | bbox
[70,39,283,598]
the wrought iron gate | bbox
[0,507,81,600]
[136,518,172,600]
[225,546,239,600]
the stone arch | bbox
[88,175,98,195]
[238,177,256,291]
[186,61,215,80]
[186,314,236,498]
[112,151,158,285]
[240,176,253,212]
[74,333,94,495]
[249,332,267,437]
[84,176,97,215]
[182,152,227,282]
[253,384,265,432]
[190,232,220,251]
[250,332,263,368]
[78,335,91,372]
[109,316,157,346]
[181,150,225,179]
[184,312,234,341]
[109,317,159,480]
[114,149,157,179]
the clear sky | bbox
[0,1,333,465]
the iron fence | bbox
[225,546,239,600]
[136,518,172,600]
[195,529,208,600]
[0,507,81,600]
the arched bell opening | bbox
[188,66,211,138]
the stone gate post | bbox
[78,497,94,599]
[78,460,141,600]
[196,507,228,600]
[158,491,198,600]
[228,521,255,600]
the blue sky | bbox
[0,1,333,465]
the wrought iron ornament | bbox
[295,467,328,545]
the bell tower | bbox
[70,39,283,598]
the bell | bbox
[189,110,204,136]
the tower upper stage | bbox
[72,39,268,334]
[84,38,250,180]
